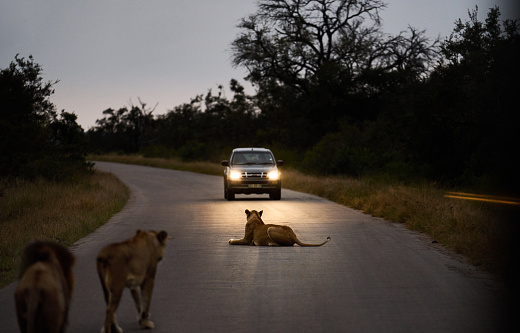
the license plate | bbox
[248,184,262,188]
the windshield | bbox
[232,152,274,165]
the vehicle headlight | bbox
[268,170,280,180]
[229,171,241,180]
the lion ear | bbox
[136,230,143,235]
[259,210,263,216]
[245,209,250,216]
[157,231,168,244]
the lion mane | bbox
[14,241,75,333]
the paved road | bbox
[0,162,510,332]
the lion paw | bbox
[101,325,123,333]
[139,318,155,329]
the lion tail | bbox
[96,256,111,304]
[295,236,331,247]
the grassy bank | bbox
[0,171,129,288]
[283,169,517,274]
[92,154,518,276]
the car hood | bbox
[230,164,278,173]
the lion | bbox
[229,209,331,246]
[14,241,76,333]
[96,229,168,333]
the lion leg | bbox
[267,226,296,246]
[130,286,143,315]
[228,238,250,245]
[102,286,124,333]
[14,288,28,333]
[137,277,155,329]
[98,273,110,305]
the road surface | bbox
[0,162,511,332]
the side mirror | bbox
[277,160,284,166]
[221,160,229,167]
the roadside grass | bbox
[91,154,517,276]
[0,171,129,288]
[283,169,516,274]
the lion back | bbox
[96,230,168,283]
[15,241,75,332]
[19,241,75,298]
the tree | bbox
[88,80,259,160]
[404,7,520,192]
[0,55,88,180]
[232,0,436,89]
[87,98,156,153]
[231,0,437,148]
[1,55,55,176]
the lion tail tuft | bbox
[296,236,331,247]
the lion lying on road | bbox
[96,229,168,333]
[229,209,331,246]
[14,241,75,333]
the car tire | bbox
[226,190,235,201]
[269,188,281,200]
[224,180,235,200]
[224,179,228,200]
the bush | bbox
[180,140,208,161]
[302,132,377,176]
[0,55,89,181]
[142,145,178,159]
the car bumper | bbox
[227,181,280,194]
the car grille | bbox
[240,172,268,178]
[237,172,270,185]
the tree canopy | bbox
[0,55,89,181]
[87,4,519,194]
[229,0,438,147]
[231,0,436,90]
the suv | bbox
[221,148,283,200]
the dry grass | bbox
[283,168,515,273]
[90,155,516,275]
[0,171,129,287]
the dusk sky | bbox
[1,0,518,129]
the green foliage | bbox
[88,80,260,161]
[406,6,519,193]
[180,140,208,161]
[230,0,437,146]
[0,55,89,181]
[88,5,518,195]
[87,98,156,154]
[302,132,375,176]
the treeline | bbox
[1,55,90,184]
[87,80,258,160]
[88,4,519,195]
[1,3,516,197]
